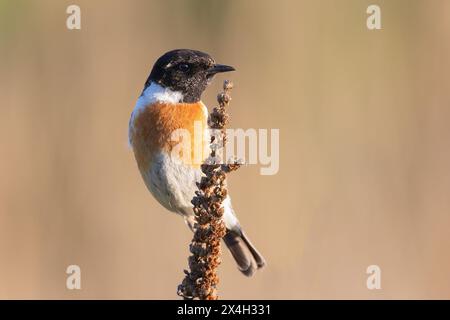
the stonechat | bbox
[129,49,265,276]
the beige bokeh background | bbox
[1,0,450,299]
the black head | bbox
[144,49,235,103]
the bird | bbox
[129,49,265,276]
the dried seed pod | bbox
[177,81,240,300]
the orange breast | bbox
[130,102,208,170]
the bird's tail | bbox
[223,228,266,277]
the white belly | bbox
[141,151,239,230]
[142,151,202,215]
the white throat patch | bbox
[140,82,183,105]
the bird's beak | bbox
[207,64,235,75]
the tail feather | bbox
[223,228,266,277]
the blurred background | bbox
[1,0,450,299]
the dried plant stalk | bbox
[177,80,240,300]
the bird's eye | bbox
[178,63,190,72]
